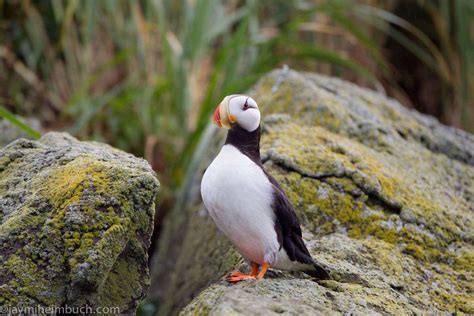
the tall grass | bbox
[354,0,474,130]
[0,0,472,208]
[0,1,380,197]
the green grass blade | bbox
[0,105,41,139]
[182,0,215,64]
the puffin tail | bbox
[304,262,331,280]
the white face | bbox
[227,95,261,132]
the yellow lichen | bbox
[44,157,112,208]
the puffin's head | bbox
[213,95,260,132]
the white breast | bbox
[201,145,279,264]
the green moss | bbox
[0,134,159,310]
[402,243,426,261]
[262,120,470,262]
[4,255,61,306]
[452,248,474,270]
[44,157,112,208]
[99,256,141,311]
[257,74,345,132]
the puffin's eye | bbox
[243,99,250,111]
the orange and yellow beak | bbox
[213,96,236,129]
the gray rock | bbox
[149,69,474,315]
[0,132,159,313]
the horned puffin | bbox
[200,94,330,282]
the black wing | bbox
[265,171,330,279]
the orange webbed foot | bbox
[226,262,259,283]
[225,271,256,283]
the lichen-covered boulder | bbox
[0,117,41,147]
[149,69,473,315]
[0,132,159,313]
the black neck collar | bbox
[224,124,262,166]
